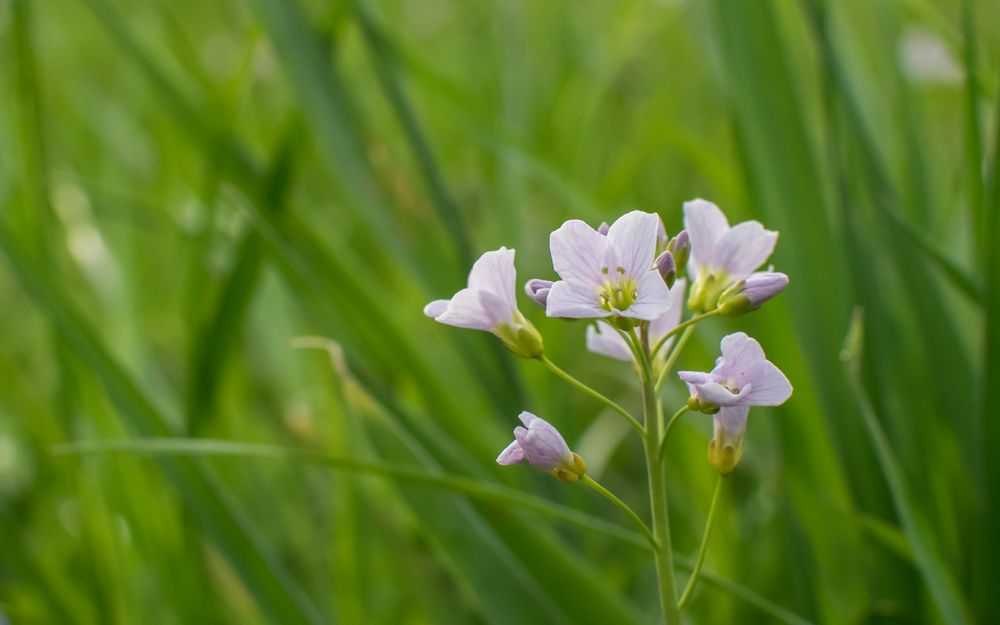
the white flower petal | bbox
[744,361,793,406]
[649,278,686,348]
[696,381,751,406]
[716,332,766,373]
[423,299,449,318]
[467,247,517,314]
[585,323,633,362]
[550,220,612,288]
[546,280,609,319]
[496,440,526,465]
[715,404,750,436]
[683,199,729,276]
[433,288,494,330]
[606,211,659,279]
[713,221,778,280]
[622,271,673,320]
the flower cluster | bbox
[425,199,791,479]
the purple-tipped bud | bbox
[718,271,789,316]
[597,221,610,236]
[496,412,587,482]
[654,251,676,287]
[666,230,690,275]
[524,278,554,308]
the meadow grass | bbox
[0,0,997,623]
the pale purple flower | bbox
[546,211,673,320]
[718,271,789,316]
[678,332,792,473]
[497,411,587,482]
[586,278,687,363]
[523,278,553,308]
[424,248,543,358]
[684,199,778,311]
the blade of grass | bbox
[841,309,972,625]
[0,225,324,625]
[52,437,648,551]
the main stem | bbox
[637,328,681,624]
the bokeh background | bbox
[1,0,998,623]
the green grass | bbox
[0,0,996,623]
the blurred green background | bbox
[1,0,998,623]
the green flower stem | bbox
[538,355,644,435]
[659,405,690,461]
[581,475,658,549]
[650,309,718,362]
[639,326,682,625]
[655,325,696,393]
[678,475,724,610]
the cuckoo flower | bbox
[684,199,779,312]
[496,411,587,482]
[586,278,687,364]
[424,247,543,358]
[718,271,789,317]
[678,332,792,473]
[546,211,672,321]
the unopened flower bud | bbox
[687,395,720,414]
[597,221,610,236]
[656,215,668,249]
[524,278,553,308]
[666,230,690,276]
[718,272,789,317]
[654,251,676,287]
[497,412,586,482]
[707,421,744,475]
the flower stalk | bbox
[678,475,724,609]
[538,355,644,435]
[581,475,658,550]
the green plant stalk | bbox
[538,355,643,434]
[678,475,724,609]
[581,475,657,549]
[637,327,681,624]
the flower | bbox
[496,411,587,482]
[678,332,792,473]
[684,199,778,312]
[546,211,673,321]
[424,247,543,358]
[585,278,687,364]
[717,271,789,317]
[523,278,553,308]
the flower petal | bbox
[606,211,659,279]
[423,299,449,318]
[496,440,525,465]
[743,361,793,406]
[715,404,750,437]
[513,412,572,470]
[696,381,752,406]
[621,271,673,320]
[649,278,687,349]
[585,323,633,362]
[683,199,729,276]
[467,247,517,314]
[546,280,609,319]
[715,332,766,377]
[713,221,778,280]
[433,288,494,330]
[550,220,612,287]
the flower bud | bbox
[718,272,789,317]
[497,412,586,482]
[666,230,690,276]
[707,421,744,475]
[654,251,676,287]
[597,221,610,236]
[523,278,553,308]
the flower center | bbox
[598,266,637,312]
